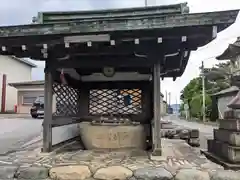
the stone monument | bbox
[203,38,240,169]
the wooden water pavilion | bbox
[0,3,238,154]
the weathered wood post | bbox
[152,61,162,156]
[43,59,53,152]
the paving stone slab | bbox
[209,170,240,180]
[16,166,49,180]
[0,165,19,179]
[134,167,173,180]
[175,169,210,180]
[49,165,91,180]
[94,166,133,180]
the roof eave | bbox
[216,41,240,60]
[8,80,44,87]
[10,56,37,67]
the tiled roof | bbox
[216,37,240,60]
[212,86,239,97]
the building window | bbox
[22,96,37,105]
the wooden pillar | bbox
[152,61,162,156]
[42,60,53,152]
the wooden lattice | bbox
[89,89,142,115]
[52,83,80,116]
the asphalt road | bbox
[0,118,42,155]
[164,115,218,149]
[0,114,216,155]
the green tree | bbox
[180,61,232,120]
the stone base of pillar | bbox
[151,148,162,156]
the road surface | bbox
[164,115,218,149]
[0,118,42,155]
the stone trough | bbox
[79,122,146,150]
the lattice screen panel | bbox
[52,83,80,116]
[89,89,142,115]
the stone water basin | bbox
[79,122,147,150]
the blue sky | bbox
[1,0,240,103]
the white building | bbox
[0,55,36,112]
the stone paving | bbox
[0,119,240,180]
[1,137,239,180]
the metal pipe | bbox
[1,74,6,113]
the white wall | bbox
[0,56,32,111]
[52,124,79,145]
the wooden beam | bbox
[52,116,83,127]
[81,80,149,89]
[54,56,154,69]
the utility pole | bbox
[165,91,168,105]
[175,96,178,113]
[168,92,171,106]
[201,61,206,122]
[145,0,147,6]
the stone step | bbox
[219,119,240,131]
[207,139,240,163]
[214,129,240,146]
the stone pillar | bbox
[152,62,162,156]
[42,61,53,152]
